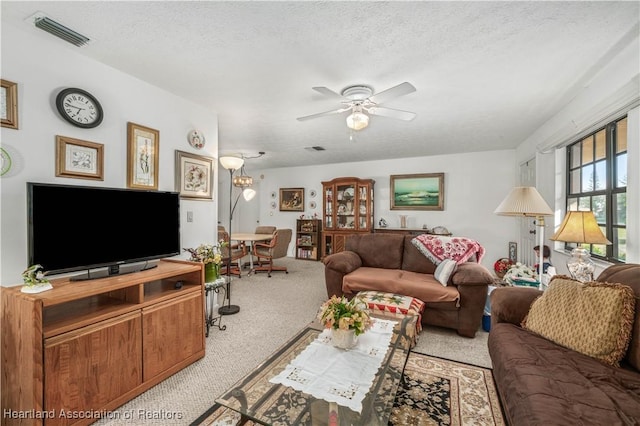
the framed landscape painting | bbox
[390,173,444,210]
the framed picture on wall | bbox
[55,135,104,180]
[508,241,517,263]
[127,122,159,190]
[279,188,304,211]
[1,79,18,129]
[175,150,214,200]
[390,173,445,210]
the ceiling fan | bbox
[297,82,417,131]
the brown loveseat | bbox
[323,233,494,337]
[488,263,640,425]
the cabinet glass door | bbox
[357,184,367,230]
[336,184,356,229]
[324,187,333,229]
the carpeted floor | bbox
[94,258,493,425]
[192,352,504,426]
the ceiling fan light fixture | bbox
[346,111,369,131]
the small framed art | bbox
[55,136,104,180]
[279,188,304,211]
[175,150,214,200]
[1,79,18,129]
[390,173,444,211]
[508,242,517,263]
[127,122,159,189]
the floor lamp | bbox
[219,155,245,315]
[494,187,553,290]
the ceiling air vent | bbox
[31,13,90,47]
[304,146,326,152]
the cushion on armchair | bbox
[522,276,636,367]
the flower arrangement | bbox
[184,241,228,282]
[503,262,538,285]
[493,258,514,278]
[21,264,50,287]
[184,241,226,265]
[318,295,372,336]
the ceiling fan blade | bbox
[367,106,416,121]
[368,82,416,105]
[312,86,345,99]
[297,107,351,121]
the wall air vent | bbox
[304,146,326,151]
[31,13,90,47]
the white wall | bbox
[516,32,640,275]
[0,22,219,286]
[227,150,519,271]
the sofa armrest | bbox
[490,287,542,328]
[451,262,494,286]
[323,251,362,274]
[323,251,363,298]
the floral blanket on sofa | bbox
[411,235,485,265]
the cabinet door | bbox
[142,291,204,381]
[323,185,334,229]
[336,183,356,229]
[44,312,142,424]
[332,234,348,254]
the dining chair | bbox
[243,225,276,269]
[251,229,292,277]
[254,225,276,235]
[218,230,246,278]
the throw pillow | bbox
[434,259,457,286]
[522,277,636,367]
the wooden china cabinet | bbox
[322,177,375,257]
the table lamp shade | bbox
[549,211,611,245]
[550,211,611,283]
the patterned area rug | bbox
[191,352,504,426]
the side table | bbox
[205,278,227,336]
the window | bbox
[566,116,627,262]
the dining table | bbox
[230,233,274,270]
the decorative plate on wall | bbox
[309,189,317,198]
[309,201,317,209]
[0,147,11,176]
[187,129,205,149]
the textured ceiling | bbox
[2,1,639,170]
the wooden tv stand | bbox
[1,259,205,426]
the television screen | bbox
[28,182,180,279]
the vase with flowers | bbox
[318,295,372,349]
[184,241,226,283]
[493,258,514,279]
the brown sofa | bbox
[322,233,494,337]
[488,263,640,425]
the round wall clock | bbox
[55,88,104,128]
[188,129,205,149]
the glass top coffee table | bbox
[215,313,416,425]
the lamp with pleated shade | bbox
[494,187,553,289]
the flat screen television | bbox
[28,182,181,280]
